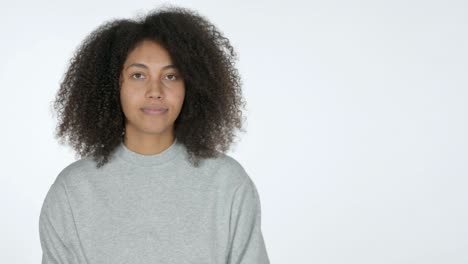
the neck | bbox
[123,132,176,155]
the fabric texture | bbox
[39,139,270,264]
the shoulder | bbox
[52,157,97,188]
[216,153,248,176]
[198,151,253,191]
[40,158,93,217]
[209,153,262,211]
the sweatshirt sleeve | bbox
[227,177,270,264]
[39,177,88,264]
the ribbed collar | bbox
[114,138,185,167]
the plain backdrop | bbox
[1,0,467,263]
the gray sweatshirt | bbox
[39,139,270,264]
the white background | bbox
[1,0,467,263]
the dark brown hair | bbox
[51,5,246,168]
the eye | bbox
[131,73,145,79]
[165,74,179,81]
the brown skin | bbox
[119,40,185,155]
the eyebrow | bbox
[125,63,178,71]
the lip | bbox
[141,106,168,115]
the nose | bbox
[147,79,164,100]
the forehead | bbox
[124,40,173,65]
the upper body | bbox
[41,6,269,263]
[39,138,270,264]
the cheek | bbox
[120,88,141,112]
[177,90,185,102]
[173,94,185,112]
[165,87,184,105]
[122,85,141,99]
[175,86,186,105]
[119,90,129,110]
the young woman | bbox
[39,5,270,264]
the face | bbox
[119,39,185,141]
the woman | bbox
[39,5,270,264]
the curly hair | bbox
[51,4,247,169]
